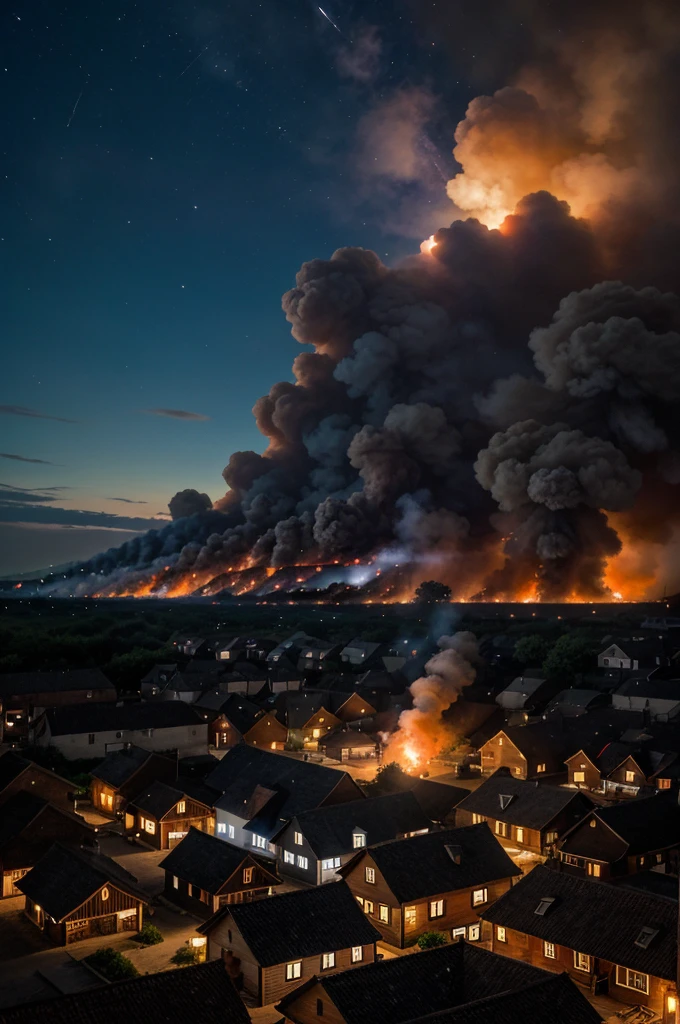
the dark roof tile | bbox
[456,770,593,830]
[46,702,204,736]
[159,827,280,894]
[0,668,113,698]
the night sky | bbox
[2,0,477,576]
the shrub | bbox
[137,922,163,945]
[417,931,448,950]
[171,945,200,967]
[86,947,139,981]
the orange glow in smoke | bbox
[420,234,437,254]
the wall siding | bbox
[0,766,73,810]
[480,735,527,778]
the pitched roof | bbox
[0,792,87,848]
[456,769,592,830]
[45,701,204,736]
[482,863,677,980]
[198,880,380,966]
[409,778,469,821]
[276,941,551,1024]
[403,972,602,1024]
[616,676,680,701]
[90,745,165,787]
[274,792,431,857]
[215,694,265,734]
[0,960,250,1024]
[207,746,362,838]
[341,824,520,904]
[159,827,279,892]
[0,751,34,791]
[16,843,147,920]
[322,728,376,750]
[0,668,113,698]
[559,790,680,859]
[129,780,188,819]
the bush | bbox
[414,581,452,603]
[137,922,163,945]
[171,945,200,967]
[417,931,448,950]
[86,947,139,981]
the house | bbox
[170,633,208,657]
[34,701,209,759]
[0,960,250,1024]
[455,768,593,860]
[89,745,178,818]
[214,636,275,662]
[279,689,377,749]
[544,689,608,718]
[0,793,93,897]
[207,745,364,854]
[200,694,287,751]
[339,638,388,668]
[338,823,521,948]
[480,724,568,779]
[556,790,680,879]
[140,663,180,699]
[267,663,303,694]
[125,780,217,849]
[272,791,431,885]
[274,941,601,1024]
[364,767,468,825]
[598,636,667,672]
[0,750,74,811]
[495,674,556,712]
[196,881,381,1006]
[16,843,147,945]
[297,638,343,673]
[613,670,680,721]
[267,631,312,665]
[140,670,206,704]
[320,729,377,761]
[482,863,678,1019]
[0,669,116,743]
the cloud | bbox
[144,408,210,421]
[0,453,55,465]
[0,484,60,505]
[336,26,381,84]
[0,405,77,424]
[0,496,167,531]
[107,496,149,504]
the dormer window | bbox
[176,801,186,814]
[634,926,659,950]
[499,794,514,810]
[534,897,555,917]
[353,831,366,849]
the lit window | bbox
[657,778,671,789]
[228,824,235,839]
[353,832,366,848]
[544,941,556,959]
[356,896,364,907]
[495,821,507,838]
[284,850,295,864]
[145,819,155,835]
[468,923,480,941]
[472,813,484,824]
[322,858,341,870]
[404,906,416,927]
[312,729,321,739]
[243,867,253,884]
[573,771,585,783]
[536,763,546,773]
[252,834,267,849]
[297,855,308,869]
[429,899,445,919]
[176,801,186,814]
[294,831,304,846]
[101,887,109,901]
[496,926,507,943]
[452,927,466,939]
[498,737,503,746]
[351,946,363,963]
[217,823,226,834]
[172,875,179,889]
[625,770,636,784]
[364,900,374,915]
[616,966,649,994]
[285,961,302,981]
[515,827,524,844]
[472,888,487,907]
[365,867,375,884]
[321,952,335,970]
[379,904,390,923]
[514,767,522,776]
[574,952,592,972]
[587,862,601,877]
[545,832,558,844]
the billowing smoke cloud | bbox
[51,0,680,602]
[386,631,478,766]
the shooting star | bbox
[66,90,83,128]
[318,6,343,35]
[178,43,211,78]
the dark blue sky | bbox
[2,0,474,574]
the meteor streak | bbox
[318,6,342,35]
[66,90,83,128]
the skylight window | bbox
[634,926,659,950]
[534,897,556,917]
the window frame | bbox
[543,941,556,959]
[615,965,650,994]
[429,898,445,919]
[573,951,592,973]
[216,823,226,834]
[472,888,488,907]
[297,855,309,870]
[294,831,304,846]
[515,827,524,844]
[351,945,363,963]
[285,961,302,982]
[496,926,507,942]
[283,850,295,864]
[353,832,366,849]
[625,769,636,784]
[364,899,374,915]
[321,952,335,971]
[365,866,376,884]
[378,903,390,923]
[243,867,253,885]
[495,820,507,838]
[404,905,417,928]
[573,771,585,783]
[176,800,186,814]
[468,923,481,941]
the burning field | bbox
[40,0,680,605]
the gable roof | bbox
[0,960,250,1024]
[207,746,362,837]
[408,778,468,821]
[198,880,380,965]
[212,694,264,733]
[559,790,680,860]
[482,863,678,980]
[90,745,167,787]
[0,750,74,795]
[273,792,431,857]
[159,827,280,893]
[16,843,147,920]
[129,780,191,819]
[276,941,553,1024]
[0,792,87,848]
[45,701,204,736]
[456,769,592,830]
[340,824,520,903]
[0,668,113,698]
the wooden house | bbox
[0,961,250,1024]
[567,738,680,797]
[320,728,377,761]
[16,843,147,945]
[0,750,74,811]
[482,863,678,1020]
[160,826,281,917]
[196,881,381,1006]
[200,694,287,751]
[206,745,364,854]
[0,669,116,744]
[495,674,558,712]
[613,671,680,722]
[480,724,569,780]
[125,780,217,849]
[338,823,520,948]
[90,745,177,818]
[275,940,601,1024]
[556,790,680,879]
[455,768,593,859]
[273,791,431,885]
[0,793,93,898]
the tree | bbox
[137,922,163,945]
[364,761,408,796]
[514,635,551,666]
[542,633,594,681]
[86,948,139,981]
[417,931,448,950]
[414,581,452,604]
